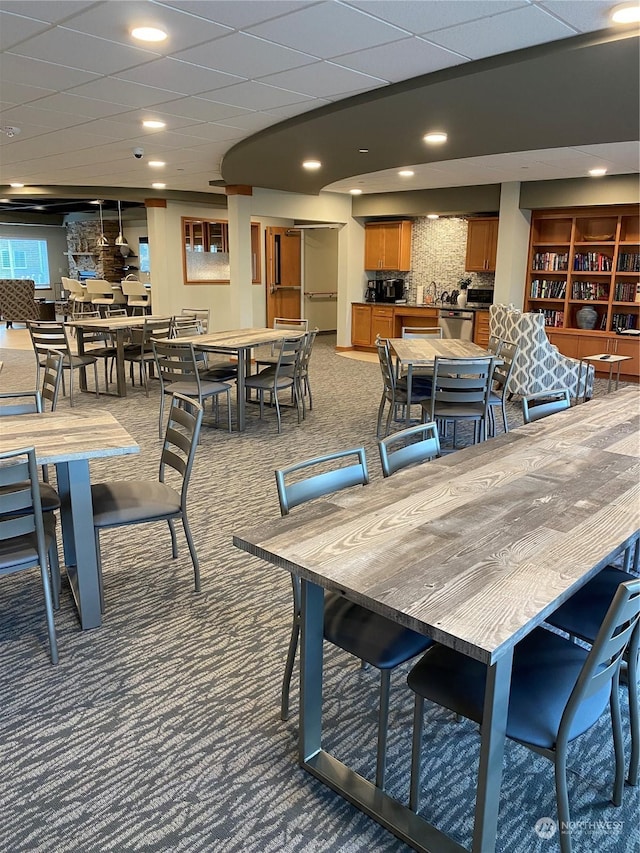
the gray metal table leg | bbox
[56,459,102,630]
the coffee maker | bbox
[365,280,378,302]
[381,278,405,303]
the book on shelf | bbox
[573,252,613,272]
[617,253,640,273]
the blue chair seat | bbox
[548,566,637,639]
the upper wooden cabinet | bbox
[465,217,498,272]
[364,220,412,270]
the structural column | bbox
[494,182,531,309]
[226,186,253,328]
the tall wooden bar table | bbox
[176,328,304,431]
[233,388,640,853]
[0,411,139,629]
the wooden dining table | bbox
[68,314,166,398]
[0,410,139,629]
[175,328,305,431]
[233,387,640,853]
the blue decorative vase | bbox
[576,306,598,330]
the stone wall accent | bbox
[65,220,126,281]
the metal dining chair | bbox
[275,447,433,791]
[28,320,99,405]
[522,388,571,423]
[378,421,441,477]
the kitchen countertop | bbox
[355,301,491,311]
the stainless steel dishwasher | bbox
[437,308,475,340]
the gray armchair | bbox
[0,279,42,327]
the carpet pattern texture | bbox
[0,335,638,853]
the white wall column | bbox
[336,217,365,348]
[494,182,531,309]
[226,188,253,327]
[145,200,171,315]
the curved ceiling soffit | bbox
[221,29,640,196]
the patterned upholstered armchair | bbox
[0,279,42,328]
[489,304,594,400]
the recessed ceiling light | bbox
[398,170,414,177]
[423,132,448,144]
[131,26,167,42]
[359,148,369,153]
[427,214,440,220]
[9,182,24,188]
[151,182,166,189]
[302,160,321,170]
[610,2,640,23]
[589,167,608,177]
[148,161,165,168]
[349,189,363,195]
[143,120,166,129]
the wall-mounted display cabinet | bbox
[465,217,498,272]
[524,205,639,378]
[364,220,412,271]
[182,217,261,284]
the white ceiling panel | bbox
[0,53,100,91]
[67,76,182,108]
[429,5,577,60]
[0,11,54,51]
[260,61,386,99]
[0,105,89,132]
[10,27,160,75]
[343,0,529,34]
[114,57,244,94]
[175,32,318,77]
[155,0,319,30]
[247,1,409,58]
[263,97,332,120]
[0,2,99,25]
[331,36,464,81]
[58,1,233,53]
[537,1,616,32]
[0,81,57,107]
[200,81,316,111]
[19,92,135,120]
[147,97,254,123]
[170,123,247,143]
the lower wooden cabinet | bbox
[351,303,372,347]
[351,303,439,348]
[547,330,639,378]
[371,306,394,342]
[473,311,490,348]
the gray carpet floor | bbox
[0,335,638,853]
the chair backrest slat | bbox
[159,394,203,502]
[379,422,441,477]
[276,448,369,515]
[522,388,570,424]
[0,390,42,416]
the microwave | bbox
[466,286,494,307]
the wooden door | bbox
[265,226,302,327]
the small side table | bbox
[581,353,632,393]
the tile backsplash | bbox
[368,216,494,302]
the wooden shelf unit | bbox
[524,206,640,378]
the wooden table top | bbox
[0,410,139,464]
[391,338,495,366]
[176,328,305,350]
[67,315,168,331]
[234,388,640,665]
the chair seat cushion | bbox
[429,402,486,418]
[408,627,610,749]
[0,515,56,571]
[245,372,294,391]
[0,482,60,512]
[91,481,181,528]
[324,592,432,669]
[546,566,637,642]
[163,379,230,397]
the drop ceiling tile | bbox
[0,81,57,106]
[0,10,53,50]
[264,98,332,118]
[149,97,254,123]
[215,112,286,132]
[200,81,314,111]
[247,2,408,58]
[343,1,528,34]
[332,36,465,81]
[428,6,577,60]
[68,77,181,109]
[171,123,248,143]
[0,2,97,24]
[114,57,244,94]
[1,53,101,91]
[156,0,318,29]
[0,104,90,131]
[10,27,161,75]
[573,142,640,170]
[537,1,614,32]
[261,61,385,98]
[175,32,317,78]
[22,92,134,119]
[59,2,233,53]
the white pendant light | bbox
[97,200,109,247]
[115,200,128,247]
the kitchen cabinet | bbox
[524,205,639,350]
[473,311,490,348]
[351,304,372,347]
[371,306,394,341]
[364,220,412,271]
[546,329,639,379]
[465,218,498,272]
